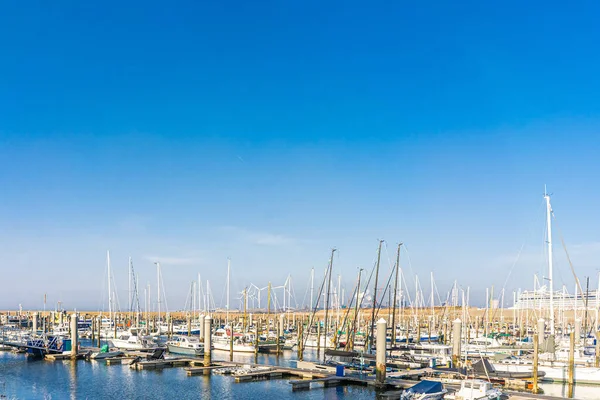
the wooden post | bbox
[568,331,575,390]
[444,321,448,344]
[229,324,234,361]
[91,317,95,344]
[276,323,281,356]
[254,319,259,360]
[32,312,38,333]
[204,316,212,372]
[595,331,600,368]
[451,319,461,367]
[317,320,321,354]
[376,318,387,384]
[297,323,303,361]
[532,334,539,394]
[187,313,191,337]
[70,313,78,359]
[96,317,101,348]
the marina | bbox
[1,1,599,398]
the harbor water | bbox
[0,347,374,400]
[1,345,598,400]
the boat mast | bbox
[198,272,202,317]
[128,256,132,315]
[430,272,435,320]
[369,240,384,352]
[155,262,161,324]
[310,267,314,311]
[391,243,402,346]
[107,251,112,319]
[337,274,341,325]
[323,248,336,362]
[545,187,555,335]
[226,258,231,326]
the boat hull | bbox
[167,343,203,356]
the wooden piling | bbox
[96,317,101,348]
[254,319,259,360]
[568,331,575,393]
[376,318,387,384]
[70,313,78,359]
[276,323,281,356]
[595,331,600,368]
[298,323,304,361]
[532,333,539,394]
[204,316,212,374]
[229,324,234,361]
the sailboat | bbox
[491,189,600,385]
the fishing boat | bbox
[166,335,204,356]
[400,380,446,400]
[25,335,71,357]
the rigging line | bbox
[402,244,418,283]
[337,278,360,347]
[553,212,585,301]
[490,243,526,321]
[374,260,397,320]
[300,272,312,309]
[302,259,332,350]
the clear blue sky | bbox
[1,1,600,310]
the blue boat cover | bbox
[406,380,443,394]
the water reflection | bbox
[67,359,78,400]
[3,347,600,400]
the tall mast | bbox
[206,280,210,312]
[391,243,402,346]
[430,271,435,318]
[323,248,336,362]
[155,262,161,323]
[128,256,132,314]
[310,267,315,311]
[369,240,384,352]
[226,258,231,325]
[350,268,363,350]
[337,274,342,322]
[545,187,555,335]
[198,272,202,323]
[283,278,287,311]
[107,251,112,318]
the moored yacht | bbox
[166,335,204,356]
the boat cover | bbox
[472,358,496,374]
[405,380,443,394]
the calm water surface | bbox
[0,347,375,400]
[0,346,596,399]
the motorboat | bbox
[90,344,124,360]
[444,379,508,400]
[166,335,204,356]
[212,328,256,353]
[110,327,158,350]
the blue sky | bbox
[1,1,600,310]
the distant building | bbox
[515,286,600,310]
